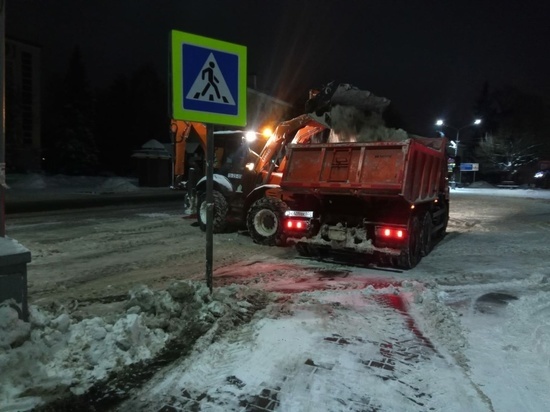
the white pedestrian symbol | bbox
[186,53,235,105]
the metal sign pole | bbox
[205,124,214,292]
[0,1,6,237]
[170,31,246,293]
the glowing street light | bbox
[435,118,482,186]
[435,118,482,156]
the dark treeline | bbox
[468,82,550,183]
[41,46,167,176]
[41,47,550,183]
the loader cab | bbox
[183,130,248,183]
[214,130,272,193]
[212,131,246,172]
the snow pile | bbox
[0,302,31,349]
[0,281,271,411]
[468,180,495,189]
[407,283,470,368]
[328,105,408,143]
[0,301,168,409]
[94,177,139,193]
[7,174,139,194]
[9,173,48,189]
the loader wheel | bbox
[397,216,422,269]
[197,190,228,233]
[247,197,288,246]
[420,211,433,257]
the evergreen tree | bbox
[127,63,168,146]
[95,64,168,175]
[48,46,99,174]
[95,74,133,175]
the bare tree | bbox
[472,84,549,183]
[476,130,538,180]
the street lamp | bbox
[435,118,482,186]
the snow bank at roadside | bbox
[454,187,550,199]
[8,174,139,193]
[95,177,139,193]
[467,180,495,189]
[0,281,270,411]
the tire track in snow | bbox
[116,290,489,411]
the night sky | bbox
[7,0,550,136]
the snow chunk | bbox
[0,302,31,348]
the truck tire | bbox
[247,197,288,246]
[397,216,422,269]
[296,242,311,257]
[440,203,449,237]
[420,211,433,256]
[197,190,228,233]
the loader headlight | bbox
[245,131,257,142]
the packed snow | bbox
[1,184,550,411]
[0,237,29,257]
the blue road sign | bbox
[183,45,238,115]
[171,31,247,126]
[460,163,479,171]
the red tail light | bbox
[285,219,307,231]
[376,226,407,240]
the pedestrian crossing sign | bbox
[171,30,247,127]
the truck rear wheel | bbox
[440,203,449,237]
[397,216,422,269]
[420,211,433,256]
[247,197,288,246]
[197,190,228,233]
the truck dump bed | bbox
[281,137,447,204]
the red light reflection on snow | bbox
[375,294,436,351]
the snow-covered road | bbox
[2,187,550,411]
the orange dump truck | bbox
[279,136,450,268]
